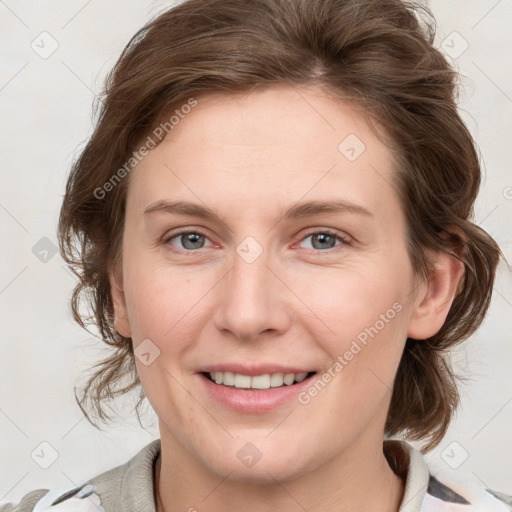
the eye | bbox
[164,229,214,251]
[297,230,350,252]
[163,228,350,253]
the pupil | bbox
[181,233,336,251]
[313,233,335,250]
[183,233,203,250]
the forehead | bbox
[127,85,402,224]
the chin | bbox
[199,436,314,485]
[212,457,308,486]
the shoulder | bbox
[421,474,512,512]
[384,440,512,512]
[0,490,48,512]
[0,439,161,512]
[0,484,106,512]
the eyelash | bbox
[163,228,351,254]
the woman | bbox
[2,0,510,511]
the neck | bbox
[155,433,405,512]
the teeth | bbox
[295,372,308,382]
[234,374,251,388]
[284,373,296,385]
[270,372,284,387]
[223,371,235,386]
[208,371,311,389]
[251,374,271,389]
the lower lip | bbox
[198,373,315,413]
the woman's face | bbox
[113,85,427,482]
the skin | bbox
[111,85,464,512]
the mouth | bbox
[197,364,319,412]
[201,371,317,390]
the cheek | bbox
[298,266,410,404]
[307,268,408,349]
[122,259,216,350]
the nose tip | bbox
[212,248,291,341]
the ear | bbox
[407,242,465,341]
[109,268,132,338]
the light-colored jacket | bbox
[1,439,511,511]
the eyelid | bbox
[163,227,214,247]
[294,228,352,252]
[163,226,352,253]
[298,227,352,244]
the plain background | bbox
[1,0,511,505]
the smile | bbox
[204,371,315,390]
[198,369,318,413]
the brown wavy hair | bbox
[58,0,503,452]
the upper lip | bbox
[198,363,315,376]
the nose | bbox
[213,243,292,342]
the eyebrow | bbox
[143,199,372,222]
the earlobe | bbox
[109,270,132,338]
[407,248,465,341]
